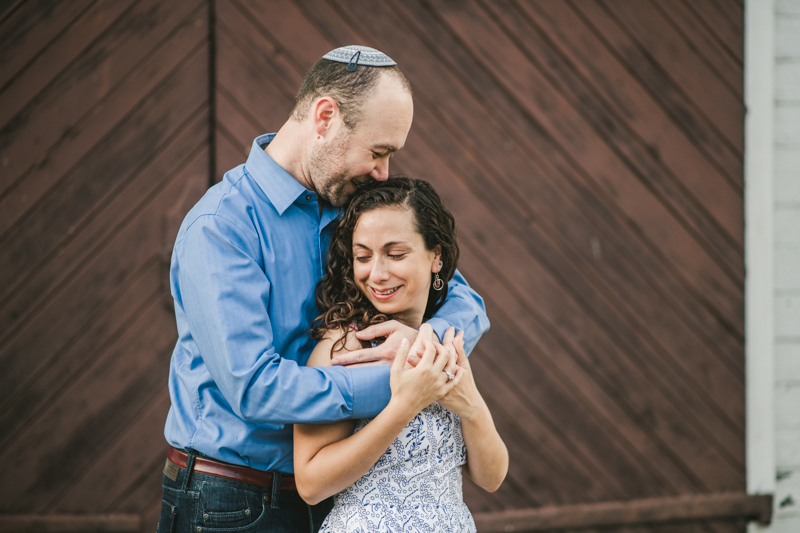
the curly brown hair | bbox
[311,176,459,352]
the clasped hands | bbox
[330,320,478,419]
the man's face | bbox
[309,73,414,207]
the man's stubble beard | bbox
[308,129,362,208]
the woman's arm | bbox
[439,330,508,492]
[294,326,459,505]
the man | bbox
[157,46,489,533]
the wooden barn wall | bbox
[0,1,744,532]
[214,0,745,531]
[0,0,210,530]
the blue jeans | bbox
[156,454,333,533]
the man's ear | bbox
[312,96,339,138]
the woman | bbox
[293,177,508,532]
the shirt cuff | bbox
[425,317,451,343]
[348,365,391,419]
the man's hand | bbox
[330,320,421,366]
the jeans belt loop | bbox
[270,472,281,510]
[182,449,198,492]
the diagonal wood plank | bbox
[0,296,176,511]
[654,0,742,97]
[0,0,136,136]
[479,0,743,250]
[0,0,205,211]
[0,47,207,327]
[54,391,171,512]
[0,141,208,445]
[0,0,95,90]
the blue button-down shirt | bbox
[164,134,490,473]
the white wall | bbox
[747,1,800,532]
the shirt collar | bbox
[245,133,308,216]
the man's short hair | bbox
[291,59,411,130]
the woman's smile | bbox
[369,285,402,299]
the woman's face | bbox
[352,206,441,328]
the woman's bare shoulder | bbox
[306,326,362,367]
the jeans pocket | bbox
[197,480,266,532]
[156,499,177,533]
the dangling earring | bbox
[432,272,444,291]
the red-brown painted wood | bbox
[0,0,95,90]
[0,0,208,237]
[0,142,208,447]
[0,0,137,151]
[0,1,745,530]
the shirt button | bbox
[305,194,313,201]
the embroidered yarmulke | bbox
[322,45,397,71]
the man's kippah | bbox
[322,45,397,71]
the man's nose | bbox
[371,157,389,181]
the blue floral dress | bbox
[318,402,477,532]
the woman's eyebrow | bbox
[354,241,410,250]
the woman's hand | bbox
[387,325,462,419]
[437,328,481,419]
[295,325,460,504]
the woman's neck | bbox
[393,308,424,331]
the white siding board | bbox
[776,293,800,337]
[775,246,800,290]
[746,0,777,506]
[769,515,800,532]
[774,381,800,428]
[776,15,800,58]
[776,426,800,468]
[776,343,800,379]
[775,149,800,201]
[774,471,800,521]
[749,1,800,530]
[776,60,800,101]
[777,0,800,16]
[774,210,800,246]
[775,104,800,148]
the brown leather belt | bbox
[167,446,296,490]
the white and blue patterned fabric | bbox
[319,402,477,532]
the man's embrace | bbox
[158,46,489,533]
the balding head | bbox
[291,58,412,130]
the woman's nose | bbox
[370,258,390,280]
